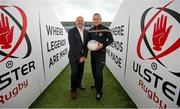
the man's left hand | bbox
[79,56,86,63]
[96,42,103,50]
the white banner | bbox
[38,3,69,90]
[107,0,180,108]
[0,1,69,107]
[106,0,129,86]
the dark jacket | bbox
[68,27,88,62]
[88,24,114,53]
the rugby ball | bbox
[87,40,99,51]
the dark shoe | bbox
[79,84,86,90]
[96,92,102,101]
[71,91,77,99]
[91,85,95,89]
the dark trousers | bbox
[91,52,105,93]
[70,60,84,92]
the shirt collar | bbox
[77,26,84,31]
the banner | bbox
[107,0,180,108]
[38,3,69,90]
[0,1,69,107]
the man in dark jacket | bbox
[68,16,88,99]
[89,13,114,101]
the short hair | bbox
[93,13,102,20]
[76,16,84,21]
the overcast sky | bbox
[52,0,123,22]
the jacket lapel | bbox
[83,30,87,44]
[74,27,83,45]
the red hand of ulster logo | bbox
[0,13,14,49]
[152,14,173,51]
[137,0,180,60]
[0,5,32,64]
[137,0,180,77]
